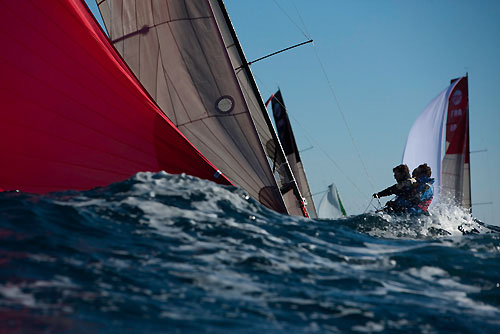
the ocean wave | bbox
[1,172,499,333]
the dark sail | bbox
[269,90,318,217]
[271,91,300,157]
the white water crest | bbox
[370,200,484,239]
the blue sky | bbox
[86,1,500,225]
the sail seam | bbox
[175,111,248,127]
[149,3,278,200]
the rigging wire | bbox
[235,1,374,212]
[311,189,328,197]
[309,50,376,192]
[279,0,377,194]
[290,0,312,39]
[364,195,384,213]
[480,139,494,224]
[263,80,367,199]
[363,197,374,213]
[257,76,368,212]
[272,0,310,40]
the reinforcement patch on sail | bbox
[97,0,293,214]
[0,0,231,193]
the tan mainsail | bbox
[210,0,307,216]
[96,0,307,216]
[289,157,318,218]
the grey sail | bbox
[208,0,308,217]
[96,0,309,215]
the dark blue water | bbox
[1,172,499,333]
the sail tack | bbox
[97,0,308,216]
[402,76,470,208]
[0,0,231,193]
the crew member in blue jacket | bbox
[409,163,434,214]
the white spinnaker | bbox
[402,80,460,207]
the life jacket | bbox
[414,177,434,213]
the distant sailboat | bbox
[96,0,308,217]
[0,0,232,193]
[317,183,347,219]
[265,90,318,217]
[402,75,471,209]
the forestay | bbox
[97,0,307,216]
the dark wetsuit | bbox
[376,178,418,213]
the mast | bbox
[465,73,472,211]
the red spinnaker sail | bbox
[0,0,231,193]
